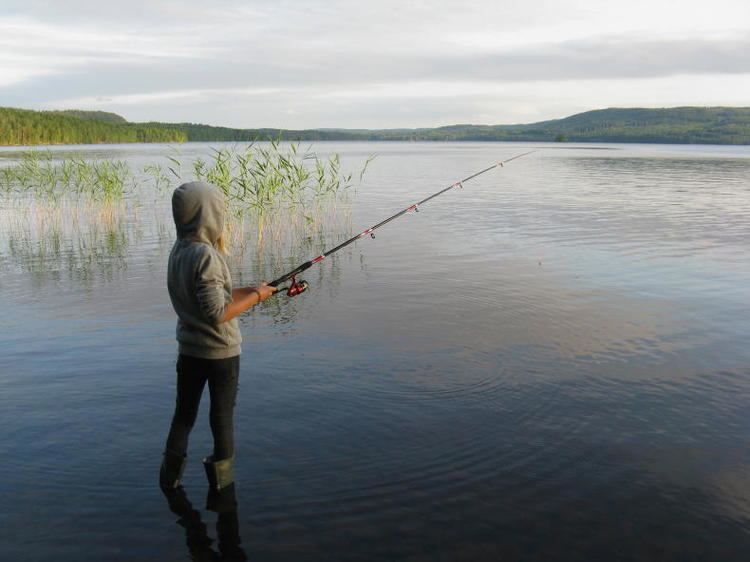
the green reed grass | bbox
[1,143,373,260]
[162,141,373,248]
[0,151,131,202]
[1,197,130,285]
[166,140,364,216]
[2,142,371,214]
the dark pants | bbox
[165,354,240,460]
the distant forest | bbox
[2,106,750,146]
[0,107,186,145]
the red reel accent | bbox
[286,275,309,297]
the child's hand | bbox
[257,283,277,301]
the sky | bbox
[1,0,749,128]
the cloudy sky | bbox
[1,0,749,128]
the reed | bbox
[0,197,130,285]
[0,151,131,202]
[164,141,371,253]
[1,143,373,266]
[1,142,370,213]
[167,140,361,216]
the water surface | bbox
[1,142,750,561]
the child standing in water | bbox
[159,181,276,493]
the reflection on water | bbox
[1,142,750,561]
[162,485,246,561]
[225,198,356,325]
[1,199,131,287]
[0,181,356,323]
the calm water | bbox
[1,142,750,561]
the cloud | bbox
[49,87,284,108]
[0,15,218,87]
[21,73,747,130]
[1,0,749,126]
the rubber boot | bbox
[160,449,187,491]
[203,455,237,513]
[203,455,235,491]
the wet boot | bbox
[160,449,187,491]
[203,455,235,491]
[203,455,237,512]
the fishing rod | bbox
[269,150,536,297]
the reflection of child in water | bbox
[164,481,246,560]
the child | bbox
[159,181,276,493]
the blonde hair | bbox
[216,230,229,255]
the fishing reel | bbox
[276,275,309,298]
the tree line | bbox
[146,107,750,144]
[3,106,750,146]
[0,107,186,146]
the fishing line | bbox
[270,150,536,296]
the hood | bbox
[172,181,225,245]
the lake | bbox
[1,141,749,561]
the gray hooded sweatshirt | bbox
[168,181,241,359]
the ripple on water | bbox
[3,143,750,559]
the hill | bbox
[0,107,187,145]
[148,107,750,144]
[54,110,128,124]
[519,107,750,144]
[2,106,750,146]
